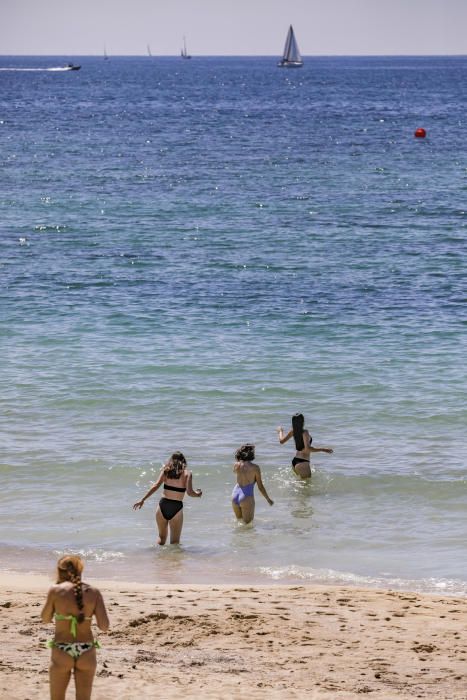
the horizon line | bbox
[1,53,466,58]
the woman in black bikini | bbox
[133,452,202,545]
[277,413,333,478]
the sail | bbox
[282,27,292,61]
[181,36,191,59]
[287,27,302,63]
[279,25,303,66]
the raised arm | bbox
[186,471,202,498]
[41,587,56,624]
[93,589,110,632]
[254,465,273,506]
[133,469,165,509]
[310,445,333,454]
[277,426,293,445]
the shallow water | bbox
[1,55,466,594]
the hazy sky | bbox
[1,0,466,56]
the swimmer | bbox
[133,451,202,545]
[277,412,333,478]
[232,444,273,524]
[41,554,109,700]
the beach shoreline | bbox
[0,572,465,699]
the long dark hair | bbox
[235,444,255,462]
[164,451,187,479]
[57,555,85,623]
[292,413,305,451]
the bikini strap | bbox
[55,613,78,638]
[54,613,92,638]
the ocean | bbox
[1,55,466,594]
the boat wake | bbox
[0,66,79,72]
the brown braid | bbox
[65,562,84,623]
[56,556,85,624]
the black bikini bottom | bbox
[292,457,310,468]
[159,497,183,521]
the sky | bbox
[1,0,466,56]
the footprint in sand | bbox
[412,643,437,654]
[129,612,168,627]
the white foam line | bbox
[0,67,71,72]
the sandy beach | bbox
[0,573,465,699]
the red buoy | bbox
[414,128,426,138]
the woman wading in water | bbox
[133,451,202,545]
[277,413,333,478]
[41,555,109,700]
[231,444,273,524]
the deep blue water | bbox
[1,56,466,592]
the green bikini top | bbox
[55,613,92,638]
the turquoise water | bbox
[1,55,466,593]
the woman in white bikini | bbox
[277,412,333,478]
[41,554,109,700]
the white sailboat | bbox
[147,44,152,57]
[181,36,191,59]
[277,25,303,68]
[104,45,109,60]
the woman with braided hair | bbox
[41,555,109,700]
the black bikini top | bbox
[164,483,186,493]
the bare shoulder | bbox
[47,584,61,596]
[49,582,74,603]
[82,583,101,595]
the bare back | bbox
[234,460,258,486]
[294,429,312,460]
[42,581,108,643]
[163,468,189,502]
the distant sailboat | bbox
[181,36,191,59]
[104,45,109,61]
[147,44,152,57]
[277,25,303,68]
